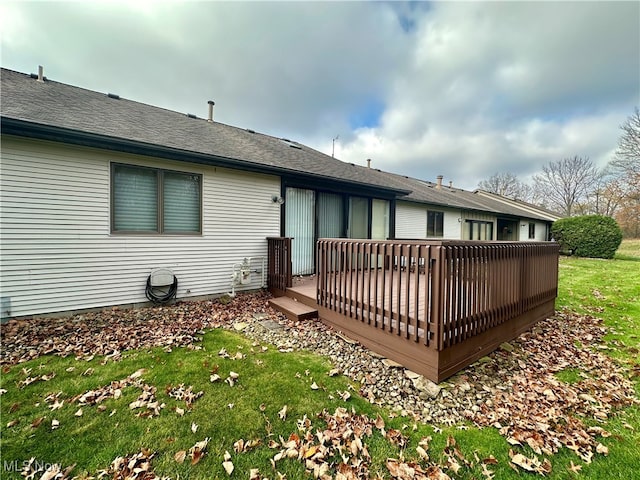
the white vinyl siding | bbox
[396,202,462,239]
[0,136,281,317]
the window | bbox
[467,220,493,240]
[427,210,444,237]
[112,163,201,234]
[528,222,536,239]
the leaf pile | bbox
[266,407,451,479]
[0,293,273,365]
[466,311,638,469]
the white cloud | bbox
[1,1,638,191]
[335,1,639,189]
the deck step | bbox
[268,296,318,321]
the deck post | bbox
[267,237,292,297]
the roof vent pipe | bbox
[436,175,443,189]
[366,158,371,169]
[449,180,453,188]
[207,100,215,122]
[37,65,44,82]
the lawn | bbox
[1,240,639,479]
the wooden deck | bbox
[268,238,560,383]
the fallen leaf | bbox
[51,419,60,430]
[249,468,260,480]
[31,416,45,428]
[568,461,582,473]
[509,451,537,472]
[191,422,198,433]
[596,443,609,455]
[174,451,186,464]
[222,461,234,475]
[416,445,429,461]
[278,405,288,420]
[176,407,185,416]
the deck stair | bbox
[268,296,318,321]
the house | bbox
[1,67,557,319]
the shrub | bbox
[551,215,623,259]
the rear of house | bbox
[1,135,281,317]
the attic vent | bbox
[186,113,197,119]
[279,139,302,149]
[246,129,256,134]
[107,93,120,99]
[30,73,48,81]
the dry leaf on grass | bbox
[278,405,288,420]
[188,438,210,465]
[174,450,186,464]
[568,461,582,473]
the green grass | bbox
[1,240,639,479]
[1,330,394,478]
[614,238,640,261]
[557,240,640,366]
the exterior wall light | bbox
[272,195,285,205]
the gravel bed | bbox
[228,307,503,425]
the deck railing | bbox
[267,237,293,296]
[316,239,559,352]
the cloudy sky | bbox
[2,1,638,190]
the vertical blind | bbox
[285,187,315,275]
[163,172,201,233]
[348,197,369,238]
[317,192,343,238]
[371,199,389,240]
[113,165,158,231]
[112,164,201,233]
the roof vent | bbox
[279,139,302,149]
[436,175,443,189]
[186,113,197,119]
[246,129,256,134]
[30,67,47,81]
[207,100,215,122]
[107,93,120,99]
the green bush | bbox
[551,215,623,259]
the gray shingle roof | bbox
[1,68,556,222]
[0,68,407,195]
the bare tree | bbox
[609,107,640,237]
[477,172,534,201]
[612,107,640,175]
[533,156,601,216]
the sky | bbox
[1,1,638,190]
